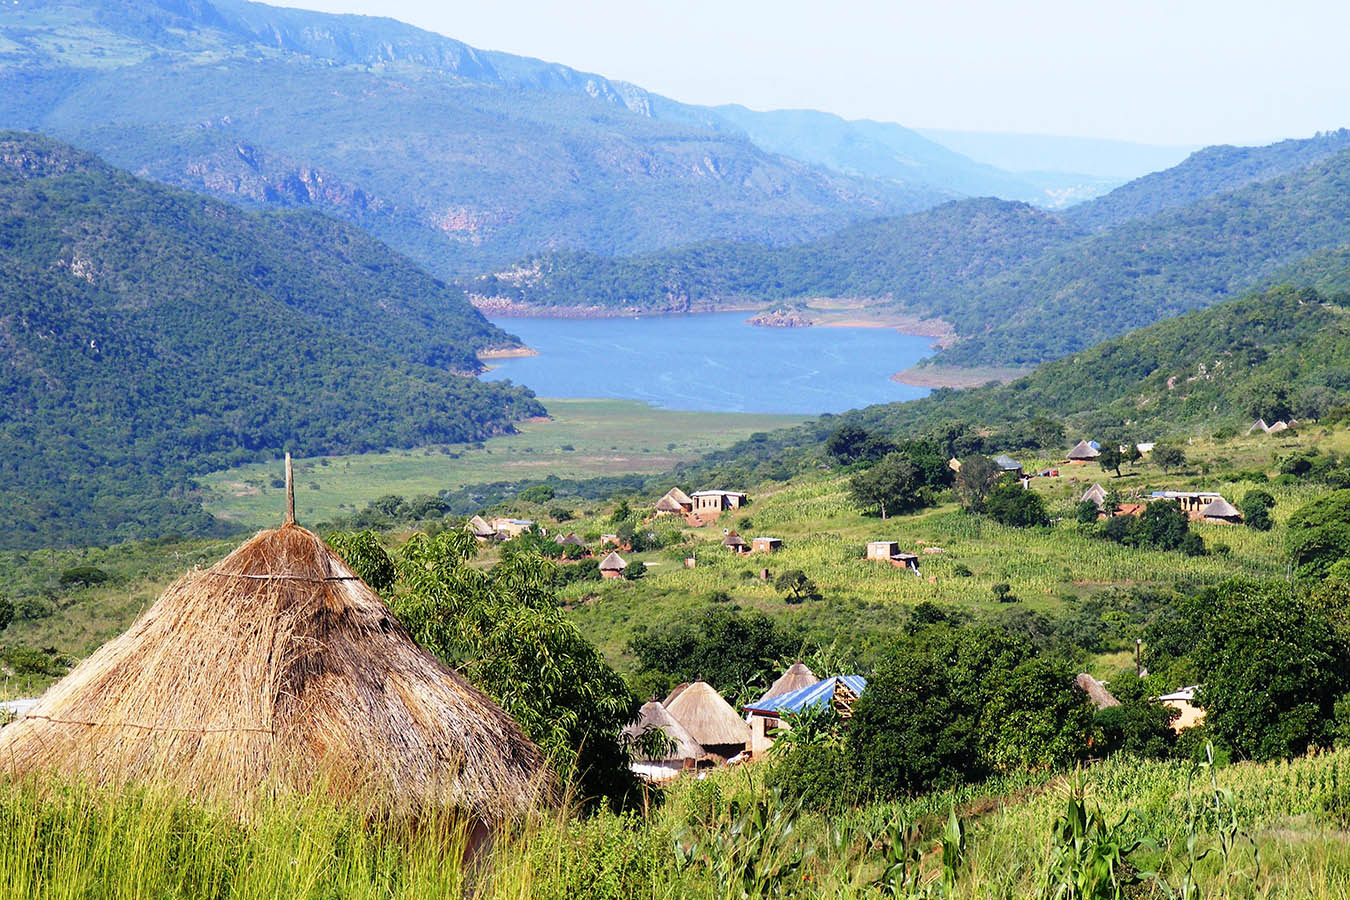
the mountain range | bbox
[0,132,542,549]
[0,0,1187,282]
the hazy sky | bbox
[284,0,1348,146]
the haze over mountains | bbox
[2,0,1185,281]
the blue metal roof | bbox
[744,675,866,715]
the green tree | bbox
[955,456,1003,511]
[775,569,823,604]
[1286,489,1350,581]
[1190,581,1346,760]
[849,452,929,519]
[628,608,803,693]
[847,644,982,796]
[325,530,397,592]
[1152,444,1187,473]
[0,597,12,634]
[1094,700,1178,760]
[981,657,1094,773]
[1098,446,1123,477]
[825,425,895,466]
[623,560,647,581]
[984,482,1050,527]
[1241,489,1276,531]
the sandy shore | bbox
[477,346,540,360]
[892,364,1032,389]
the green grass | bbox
[6,747,1350,899]
[200,399,804,530]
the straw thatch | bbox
[664,681,750,750]
[1199,497,1242,521]
[1066,440,1100,460]
[621,701,703,762]
[598,551,628,572]
[754,662,817,707]
[1075,673,1121,710]
[722,531,748,549]
[1080,484,1108,508]
[467,514,497,539]
[0,523,545,819]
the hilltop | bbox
[0,132,543,548]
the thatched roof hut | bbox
[598,551,628,576]
[467,514,498,540]
[1075,673,1121,710]
[722,530,748,551]
[755,662,817,707]
[1199,497,1242,523]
[664,681,749,757]
[622,701,703,763]
[1081,484,1108,509]
[1066,440,1100,461]
[0,504,544,820]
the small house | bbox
[722,531,749,554]
[490,517,535,539]
[622,701,705,781]
[1080,484,1108,510]
[654,487,694,516]
[467,515,498,542]
[691,490,748,516]
[1075,673,1120,711]
[744,676,866,754]
[994,454,1023,477]
[598,533,630,550]
[663,681,750,762]
[947,457,962,472]
[598,551,628,579]
[1267,420,1290,433]
[1247,419,1270,435]
[1198,497,1242,524]
[865,541,919,573]
[553,532,585,547]
[746,662,817,755]
[1135,442,1155,454]
[1065,440,1100,462]
[751,536,782,553]
[1158,685,1205,732]
[1148,490,1225,515]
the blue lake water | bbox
[481,313,934,414]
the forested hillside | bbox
[0,0,952,276]
[0,133,544,548]
[473,199,1079,314]
[1065,129,1350,230]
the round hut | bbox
[621,700,704,781]
[0,465,545,828]
[663,680,750,761]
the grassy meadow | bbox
[559,426,1346,672]
[200,399,804,530]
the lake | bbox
[481,313,934,414]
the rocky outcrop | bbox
[747,309,813,328]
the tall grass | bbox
[9,748,1350,899]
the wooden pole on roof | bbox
[284,452,295,525]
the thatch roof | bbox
[0,522,545,818]
[754,662,817,708]
[656,487,692,509]
[654,495,684,513]
[722,531,747,548]
[664,681,750,749]
[621,701,703,762]
[1081,484,1108,508]
[1075,673,1121,710]
[1200,497,1242,519]
[1066,440,1100,460]
[467,514,497,538]
[599,551,628,571]
[553,532,585,546]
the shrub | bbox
[0,597,12,633]
[984,483,1049,527]
[766,742,855,812]
[992,582,1018,604]
[622,561,647,581]
[1241,490,1276,531]
[1286,489,1350,581]
[1094,701,1178,759]
[1075,501,1100,524]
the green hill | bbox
[0,132,543,549]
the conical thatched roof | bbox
[1081,484,1108,508]
[1066,440,1100,460]
[654,495,684,513]
[467,514,497,538]
[722,530,747,548]
[665,487,693,506]
[599,551,628,571]
[1075,673,1121,710]
[754,662,817,707]
[1200,497,1242,519]
[0,523,545,818]
[664,681,750,748]
[621,701,703,762]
